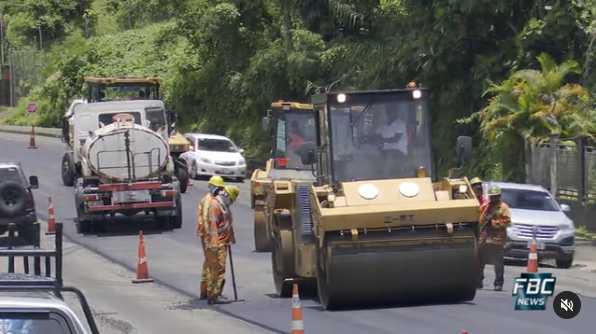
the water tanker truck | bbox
[266,84,481,309]
[65,100,182,234]
[250,100,316,252]
[60,76,191,193]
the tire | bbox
[0,181,27,218]
[170,195,183,229]
[236,177,245,182]
[75,205,94,234]
[18,224,40,246]
[556,256,574,269]
[190,161,199,180]
[61,153,75,187]
[177,168,189,194]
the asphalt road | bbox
[1,132,595,333]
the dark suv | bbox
[0,162,39,245]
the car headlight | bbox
[558,221,574,230]
[238,158,246,165]
[200,158,212,164]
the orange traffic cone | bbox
[291,284,304,334]
[46,197,56,235]
[132,231,154,283]
[527,232,539,273]
[28,126,37,149]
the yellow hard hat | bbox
[470,177,482,185]
[224,185,240,202]
[488,185,501,196]
[209,175,225,188]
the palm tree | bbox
[461,53,594,181]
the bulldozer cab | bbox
[304,87,434,185]
[262,100,315,170]
[84,76,161,102]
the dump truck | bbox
[250,100,316,252]
[60,76,190,193]
[62,100,182,234]
[266,85,481,310]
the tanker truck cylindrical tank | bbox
[83,123,169,181]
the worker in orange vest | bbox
[470,177,488,208]
[287,120,306,152]
[205,185,240,304]
[196,175,226,299]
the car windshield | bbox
[145,107,167,132]
[500,188,559,211]
[198,139,238,152]
[0,316,68,333]
[0,167,25,183]
[275,111,316,169]
[328,91,432,182]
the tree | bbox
[461,53,594,181]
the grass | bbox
[575,226,596,242]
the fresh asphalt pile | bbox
[0,127,594,333]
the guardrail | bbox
[0,125,62,138]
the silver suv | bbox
[0,223,99,334]
[486,182,575,269]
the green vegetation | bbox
[575,226,596,241]
[3,0,596,174]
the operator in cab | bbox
[478,185,512,292]
[375,107,408,173]
[470,177,488,208]
[197,176,226,300]
[206,185,240,304]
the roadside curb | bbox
[0,125,61,138]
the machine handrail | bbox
[0,222,100,334]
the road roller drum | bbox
[316,228,479,309]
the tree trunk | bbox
[281,0,293,54]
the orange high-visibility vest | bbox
[288,132,305,151]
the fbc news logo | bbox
[512,273,556,310]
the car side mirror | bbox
[456,136,472,161]
[239,148,245,154]
[560,204,570,212]
[262,116,270,132]
[29,176,39,189]
[296,141,317,165]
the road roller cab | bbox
[251,101,316,252]
[269,86,482,310]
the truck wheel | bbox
[170,195,183,229]
[61,153,75,187]
[76,220,93,234]
[177,168,189,194]
[18,224,40,246]
[556,256,574,269]
[76,205,93,234]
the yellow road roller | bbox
[250,101,316,252]
[266,85,481,309]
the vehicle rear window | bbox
[500,188,559,212]
[198,139,237,152]
[0,167,25,183]
[0,317,69,333]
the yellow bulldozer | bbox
[265,84,481,310]
[250,100,316,252]
[79,76,191,193]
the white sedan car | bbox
[180,133,247,182]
